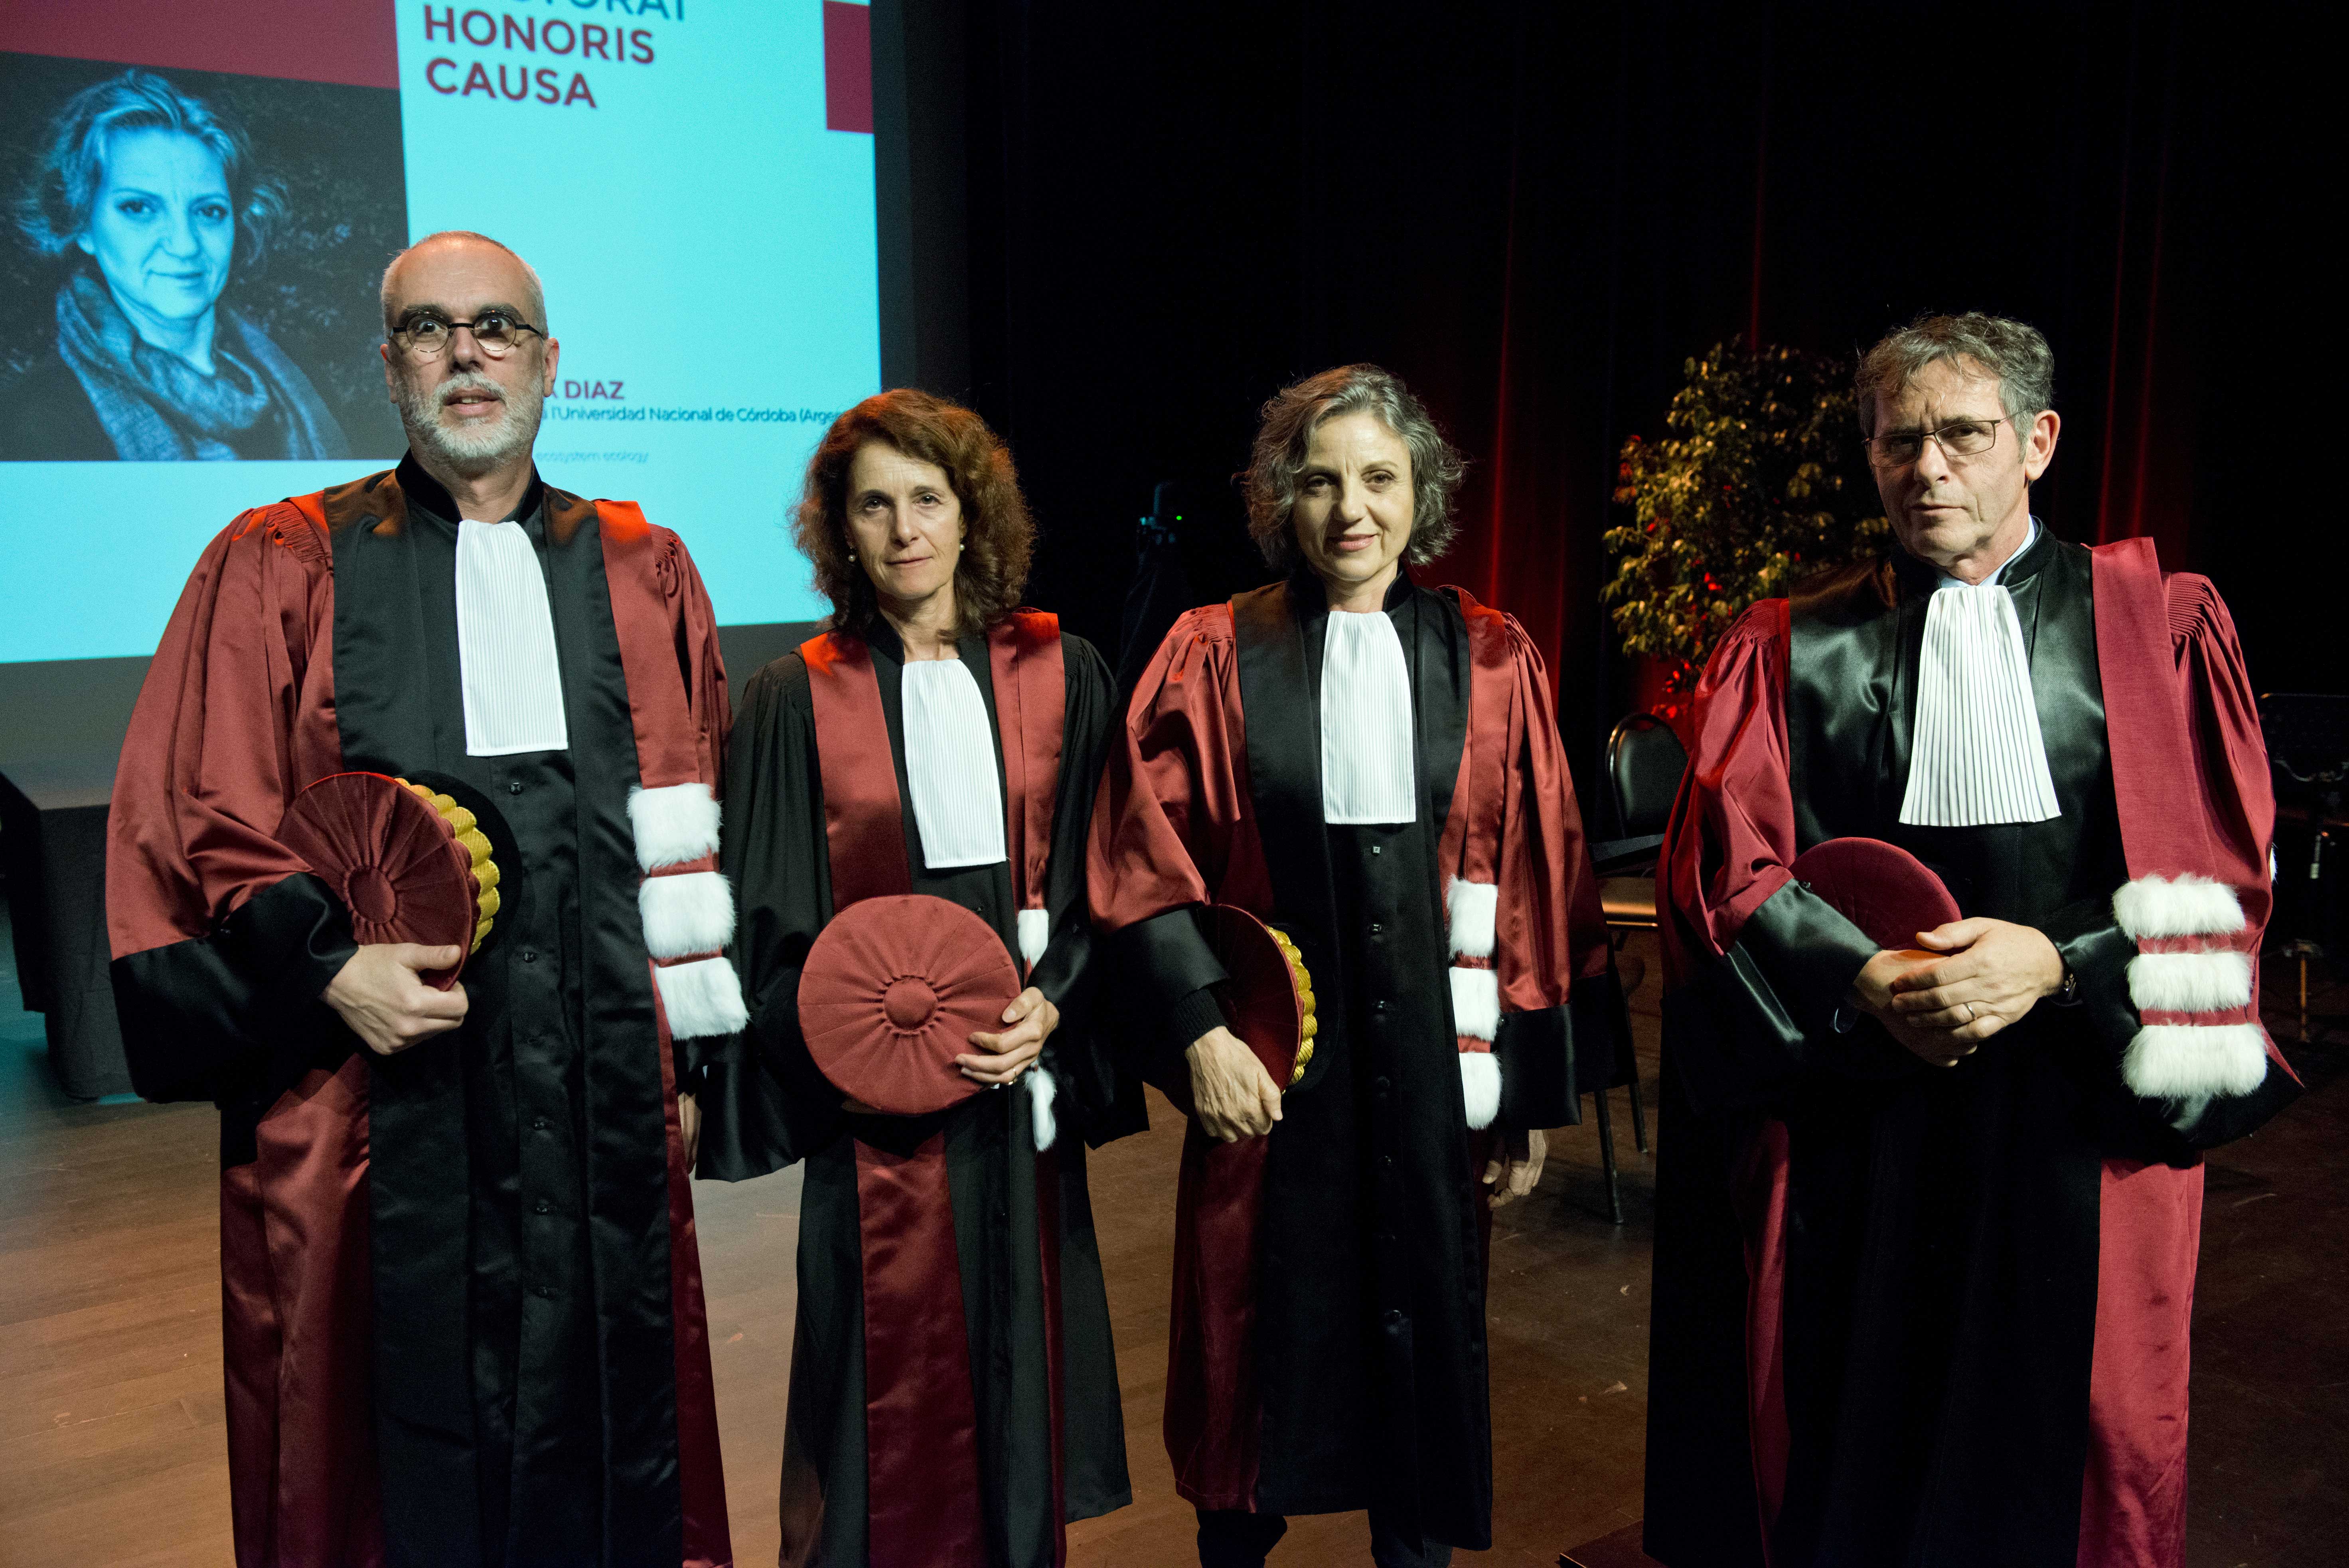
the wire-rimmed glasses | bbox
[1860,416,2011,465]
[1864,417,2006,469]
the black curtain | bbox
[935,0,2341,780]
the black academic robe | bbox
[703,621,1137,1568]
[106,458,733,1568]
[1088,571,1618,1552]
[1645,531,2294,1568]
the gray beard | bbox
[396,372,543,477]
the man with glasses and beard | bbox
[1644,313,2297,1568]
[107,229,739,1568]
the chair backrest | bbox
[1608,713,1688,838]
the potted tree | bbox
[1605,340,1888,737]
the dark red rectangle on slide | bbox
[0,0,397,91]
[824,1,873,134]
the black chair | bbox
[1575,713,1686,1222]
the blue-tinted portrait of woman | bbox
[5,68,349,460]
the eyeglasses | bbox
[389,311,546,361]
[1863,417,2004,468]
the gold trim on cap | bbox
[399,780,500,954]
[1269,927,1316,1088]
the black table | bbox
[0,758,129,1099]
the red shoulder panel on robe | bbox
[1450,588,1612,999]
[108,504,343,959]
[596,500,726,792]
[1087,603,1275,931]
[279,489,330,542]
[2094,540,2221,880]
[801,630,916,906]
[648,970,735,1568]
[1658,598,1798,989]
[989,609,1066,923]
[2090,541,2291,1087]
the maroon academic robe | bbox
[106,461,738,1568]
[702,615,1138,1568]
[1087,572,1617,1551]
[1645,532,2298,1568]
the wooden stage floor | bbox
[2,925,2343,1567]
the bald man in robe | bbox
[108,231,738,1568]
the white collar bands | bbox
[1320,609,1417,825]
[455,517,569,756]
[1899,519,2060,828]
[900,658,1008,869]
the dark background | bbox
[0,51,406,455]
[1,3,2334,781]
[880,0,2343,789]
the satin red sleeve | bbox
[656,527,733,790]
[2167,576,2274,946]
[1490,613,1610,1008]
[1658,600,1800,987]
[2169,575,2284,1066]
[1085,606,1267,930]
[107,507,340,960]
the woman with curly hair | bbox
[2,67,347,460]
[701,389,1138,1566]
[1089,363,1621,1566]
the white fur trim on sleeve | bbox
[1450,965,1500,1043]
[1459,1052,1501,1131]
[1447,877,1497,960]
[628,782,722,872]
[1017,907,1051,971]
[1026,1067,1058,1152]
[639,869,736,960]
[2122,1022,2270,1099]
[2126,949,2253,1014]
[2113,874,2247,941]
[653,954,750,1040]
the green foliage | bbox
[1605,340,1889,685]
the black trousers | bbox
[1196,1508,1454,1568]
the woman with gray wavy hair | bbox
[1091,363,1620,1566]
[1244,362,1468,573]
[0,68,348,460]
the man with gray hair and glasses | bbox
[1644,312,2298,1568]
[107,230,738,1566]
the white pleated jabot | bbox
[1898,525,2060,828]
[455,519,569,756]
[901,658,1008,869]
[1320,610,1417,825]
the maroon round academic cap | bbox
[1787,837,1963,951]
[1197,904,1317,1094]
[273,772,500,991]
[798,894,1022,1116]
